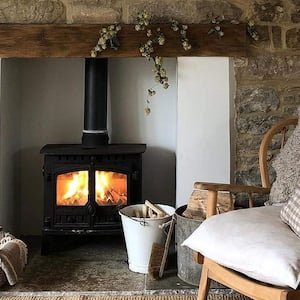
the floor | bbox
[0,234,206,296]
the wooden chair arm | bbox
[193,182,270,218]
[194,182,270,194]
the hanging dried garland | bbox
[91,12,259,115]
[91,24,122,57]
[134,11,192,115]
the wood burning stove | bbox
[40,58,146,254]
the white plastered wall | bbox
[176,57,232,207]
[109,58,177,206]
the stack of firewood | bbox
[182,187,234,220]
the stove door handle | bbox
[87,204,96,216]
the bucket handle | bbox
[127,215,149,226]
[118,206,149,226]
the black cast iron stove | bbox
[40,58,146,254]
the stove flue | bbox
[82,58,109,147]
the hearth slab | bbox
[0,236,197,294]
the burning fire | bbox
[95,171,127,205]
[56,171,89,206]
[56,171,127,206]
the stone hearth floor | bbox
[0,235,204,296]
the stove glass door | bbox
[95,171,127,206]
[56,171,89,206]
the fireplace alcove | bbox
[0,23,243,239]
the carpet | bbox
[0,293,250,300]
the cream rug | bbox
[0,293,250,300]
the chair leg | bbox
[197,260,211,300]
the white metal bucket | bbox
[119,204,175,274]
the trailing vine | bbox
[91,11,258,115]
[135,10,192,115]
[91,24,122,57]
[246,20,259,41]
[207,15,259,42]
[135,11,170,115]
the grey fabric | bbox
[266,106,300,206]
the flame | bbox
[95,171,127,206]
[56,171,127,206]
[56,171,88,206]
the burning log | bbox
[110,190,127,204]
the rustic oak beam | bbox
[0,24,247,58]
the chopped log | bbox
[134,209,141,218]
[182,189,234,220]
[145,200,167,217]
[148,208,156,219]
[142,204,148,218]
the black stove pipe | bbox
[82,58,109,147]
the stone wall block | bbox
[291,7,300,23]
[235,167,262,186]
[233,57,248,68]
[125,0,242,24]
[66,0,122,23]
[249,25,270,49]
[0,0,66,23]
[282,105,300,115]
[291,0,300,6]
[252,0,286,23]
[282,86,300,104]
[286,28,300,48]
[236,87,279,114]
[236,155,259,169]
[236,135,263,151]
[269,137,284,151]
[235,194,268,208]
[272,26,282,48]
[236,114,282,134]
[237,56,300,80]
[236,164,276,185]
[237,133,282,157]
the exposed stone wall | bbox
[0,0,299,206]
[234,55,300,205]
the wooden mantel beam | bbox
[0,24,247,58]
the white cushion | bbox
[182,206,300,289]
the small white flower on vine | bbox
[158,36,165,45]
[163,83,169,89]
[248,20,255,27]
[148,89,156,96]
[145,107,151,116]
[91,24,121,57]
